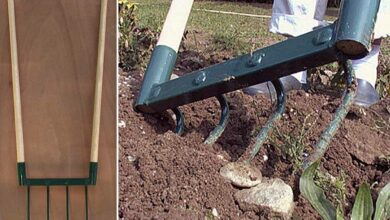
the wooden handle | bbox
[156,0,194,52]
[90,0,108,163]
[8,0,25,163]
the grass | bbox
[133,0,390,54]
[133,0,283,55]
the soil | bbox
[119,34,390,219]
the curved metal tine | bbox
[204,95,230,145]
[303,59,356,169]
[246,79,287,163]
[172,108,185,135]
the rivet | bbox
[247,52,265,67]
[313,28,333,45]
[193,71,206,85]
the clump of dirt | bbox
[119,33,390,219]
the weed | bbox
[269,113,318,173]
[301,161,390,220]
[314,170,347,215]
[119,1,158,71]
[376,67,390,99]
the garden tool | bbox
[7,0,107,219]
[135,0,380,185]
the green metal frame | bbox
[17,159,98,220]
[17,162,98,186]
[135,0,380,113]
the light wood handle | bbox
[90,0,108,163]
[8,0,25,163]
[156,0,194,52]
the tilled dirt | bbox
[119,63,390,219]
[119,31,390,219]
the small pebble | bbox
[211,208,219,217]
[127,155,136,162]
[263,155,268,162]
[216,154,226,161]
[118,120,126,128]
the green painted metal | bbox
[136,45,177,112]
[27,187,30,220]
[136,23,340,113]
[85,186,89,220]
[172,108,185,135]
[66,186,70,220]
[135,0,380,114]
[303,59,356,169]
[246,79,286,162]
[17,162,98,186]
[335,0,381,58]
[47,186,50,220]
[204,95,230,145]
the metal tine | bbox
[66,186,70,220]
[246,79,286,163]
[204,95,230,145]
[27,186,30,220]
[47,186,50,220]
[172,108,185,135]
[303,59,356,168]
[85,186,89,220]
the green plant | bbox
[118,1,137,71]
[118,1,157,71]
[314,170,347,215]
[270,113,318,173]
[300,160,390,220]
[376,69,390,99]
[119,0,135,9]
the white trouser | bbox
[269,0,328,83]
[374,0,390,39]
[269,0,390,87]
[352,45,380,87]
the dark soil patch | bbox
[119,33,390,219]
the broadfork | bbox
[134,0,380,186]
[7,0,107,219]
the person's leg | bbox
[352,40,381,107]
[244,0,328,97]
[352,0,390,107]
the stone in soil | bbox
[219,161,262,188]
[234,178,294,219]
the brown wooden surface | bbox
[0,0,116,219]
